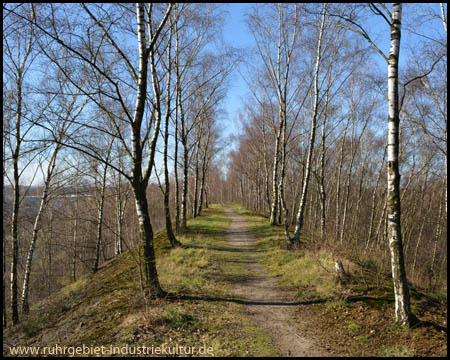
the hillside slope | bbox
[3,205,277,357]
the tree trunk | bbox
[162,19,180,247]
[317,87,329,239]
[134,187,164,298]
[129,3,171,298]
[72,188,78,283]
[292,4,327,244]
[193,136,200,218]
[115,188,123,256]
[3,230,7,328]
[11,145,20,325]
[93,160,108,273]
[198,124,211,216]
[174,115,180,234]
[428,185,445,291]
[366,147,386,249]
[10,74,23,325]
[386,3,413,326]
[21,146,60,313]
[198,153,207,216]
[261,124,271,215]
[340,115,356,245]
[174,14,181,235]
[270,130,281,225]
[335,121,349,240]
[411,184,432,274]
[163,122,179,247]
[181,136,189,228]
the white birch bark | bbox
[162,12,181,247]
[441,3,447,33]
[72,185,78,283]
[366,147,386,249]
[93,148,111,273]
[428,185,445,290]
[386,3,412,326]
[292,4,327,244]
[6,4,35,323]
[21,145,60,313]
[131,3,172,298]
[317,87,329,239]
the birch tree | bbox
[130,3,173,297]
[21,75,87,313]
[291,4,327,244]
[378,2,413,327]
[328,3,414,326]
[16,3,175,298]
[3,3,41,324]
[92,140,113,273]
[162,34,182,246]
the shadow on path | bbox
[165,292,328,307]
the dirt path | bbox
[223,208,329,357]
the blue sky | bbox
[219,3,254,148]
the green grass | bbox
[379,345,415,357]
[355,335,369,343]
[163,306,195,328]
[347,322,361,334]
[325,300,347,310]
[432,291,447,302]
[22,321,40,338]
